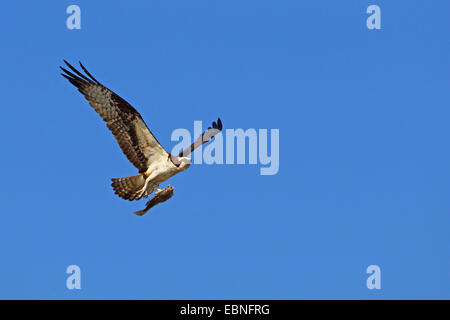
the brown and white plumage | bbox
[60,60,222,205]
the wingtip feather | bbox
[217,118,223,130]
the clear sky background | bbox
[0,1,448,299]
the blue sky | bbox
[0,1,448,299]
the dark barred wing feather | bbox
[60,60,168,172]
[179,118,223,157]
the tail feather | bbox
[111,173,148,201]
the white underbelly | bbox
[145,160,179,185]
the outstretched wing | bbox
[60,60,168,173]
[179,118,223,157]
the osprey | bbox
[60,60,222,204]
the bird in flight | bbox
[60,60,222,211]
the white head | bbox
[171,155,191,171]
